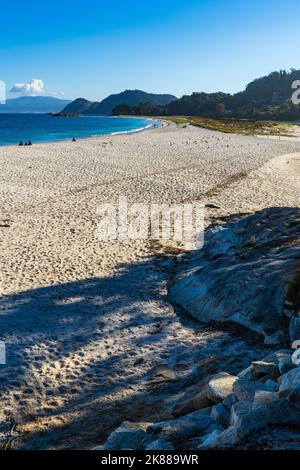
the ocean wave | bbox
[111,124,154,135]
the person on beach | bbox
[18,140,32,146]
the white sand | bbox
[0,124,299,448]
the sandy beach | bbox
[0,124,300,449]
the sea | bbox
[0,114,156,146]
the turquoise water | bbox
[0,114,155,146]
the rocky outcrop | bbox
[207,373,238,402]
[98,208,300,450]
[171,372,237,418]
[102,421,151,450]
[200,352,300,449]
[100,350,300,450]
[169,207,300,345]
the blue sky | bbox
[1,0,299,100]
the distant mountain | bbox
[89,90,177,115]
[61,90,177,115]
[61,98,93,114]
[0,96,72,114]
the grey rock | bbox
[265,379,278,391]
[232,379,257,401]
[223,393,238,410]
[239,351,289,380]
[211,403,230,428]
[214,425,240,448]
[261,349,291,364]
[214,390,300,448]
[264,331,286,346]
[252,391,299,425]
[252,390,279,408]
[214,400,256,448]
[238,365,256,380]
[103,421,151,450]
[279,367,300,393]
[251,361,279,379]
[145,439,174,450]
[169,208,300,345]
[172,376,214,417]
[289,316,300,342]
[207,373,238,403]
[233,378,277,402]
[238,427,300,450]
[198,430,223,449]
[230,400,255,430]
[287,385,300,402]
[148,409,222,444]
[278,354,295,375]
[173,372,237,417]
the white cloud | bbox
[10,79,45,96]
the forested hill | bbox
[62,90,177,115]
[113,69,300,120]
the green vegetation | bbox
[162,116,189,125]
[162,116,293,136]
[112,102,166,116]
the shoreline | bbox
[2,114,298,150]
[0,115,159,149]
